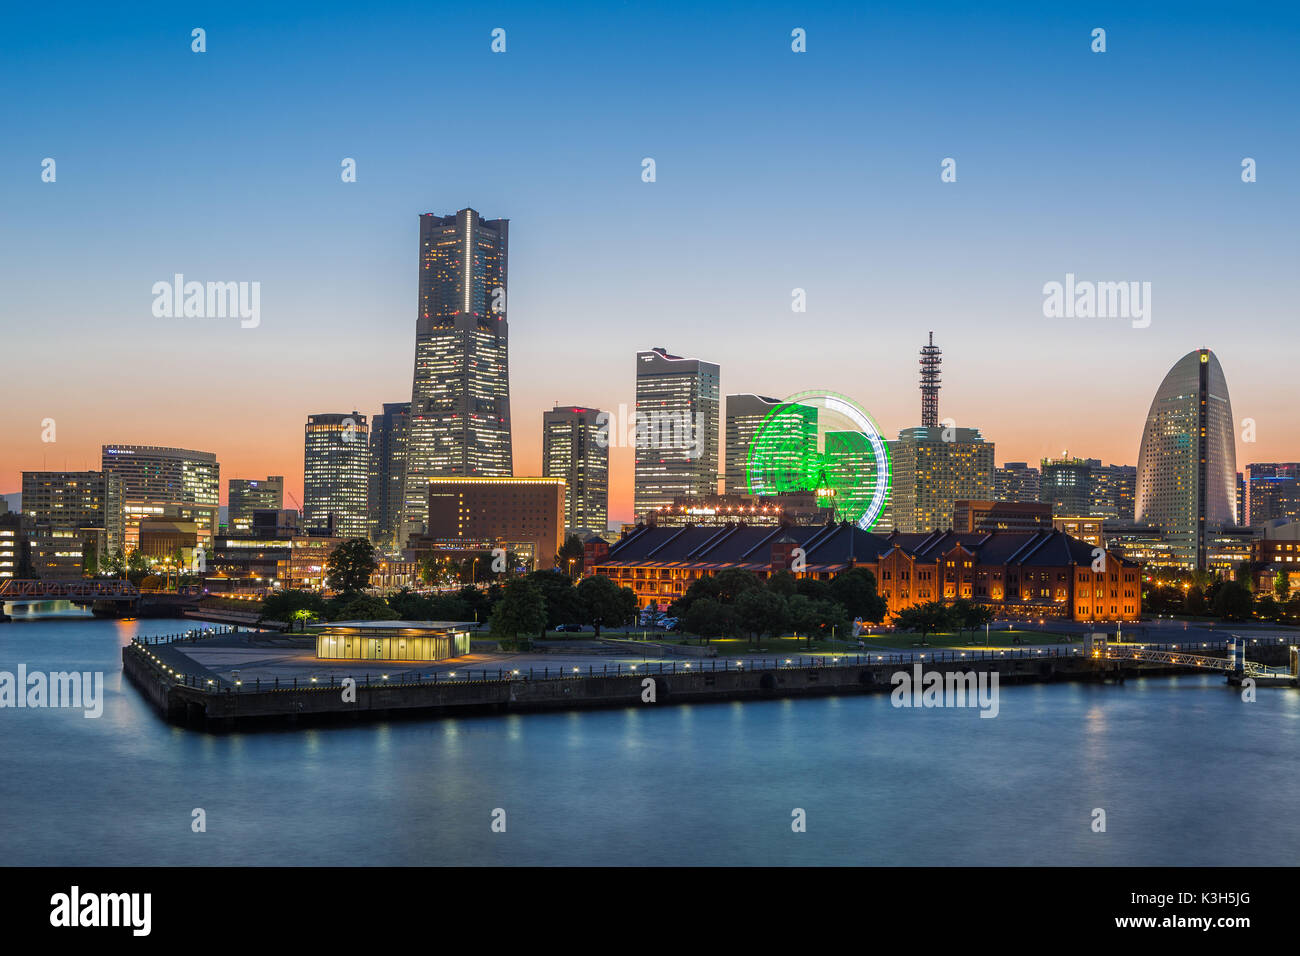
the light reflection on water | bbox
[1,616,1299,866]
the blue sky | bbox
[2,1,1297,519]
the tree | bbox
[786,594,849,646]
[1212,580,1251,621]
[326,538,378,594]
[525,570,583,634]
[829,566,888,624]
[576,574,637,637]
[490,579,547,642]
[1276,571,1289,601]
[681,598,736,641]
[949,598,993,638]
[767,570,799,597]
[714,568,763,604]
[893,601,952,643]
[1256,595,1281,622]
[671,575,723,617]
[734,589,787,644]
[328,593,399,622]
[261,589,328,626]
[556,534,585,577]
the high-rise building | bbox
[21,471,125,578]
[891,427,996,532]
[633,347,720,518]
[1135,348,1237,569]
[723,394,818,495]
[1243,463,1300,526]
[542,406,608,533]
[1089,464,1137,521]
[101,445,219,552]
[304,413,371,540]
[227,476,284,532]
[401,209,511,544]
[1040,455,1094,517]
[369,402,411,547]
[888,335,994,532]
[995,462,1041,503]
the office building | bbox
[952,500,1053,533]
[1089,464,1136,520]
[1135,348,1237,569]
[22,470,125,578]
[542,406,608,533]
[995,462,1041,503]
[1039,455,1094,517]
[1243,463,1300,526]
[369,402,411,547]
[401,209,512,544]
[101,445,219,552]
[633,347,720,518]
[227,476,284,533]
[304,413,371,540]
[425,477,565,571]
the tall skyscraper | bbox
[995,462,1041,503]
[21,471,125,578]
[633,347,720,518]
[368,402,411,547]
[304,413,371,540]
[101,445,219,551]
[1243,463,1300,526]
[401,209,511,544]
[228,476,284,532]
[724,394,818,495]
[889,334,994,532]
[542,406,609,533]
[1135,348,1237,569]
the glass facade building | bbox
[401,209,512,544]
[1135,348,1237,569]
[633,347,720,518]
[303,413,371,540]
[542,406,608,533]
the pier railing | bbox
[127,632,1299,697]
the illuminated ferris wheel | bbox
[744,390,892,530]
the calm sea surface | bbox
[3,613,1298,866]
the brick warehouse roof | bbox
[601,523,1137,571]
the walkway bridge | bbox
[0,579,141,603]
[1086,634,1296,683]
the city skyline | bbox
[0,332,1291,528]
[3,3,1296,524]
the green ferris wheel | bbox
[743,390,892,530]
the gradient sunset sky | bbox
[3,1,1297,524]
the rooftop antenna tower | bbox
[920,331,942,428]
